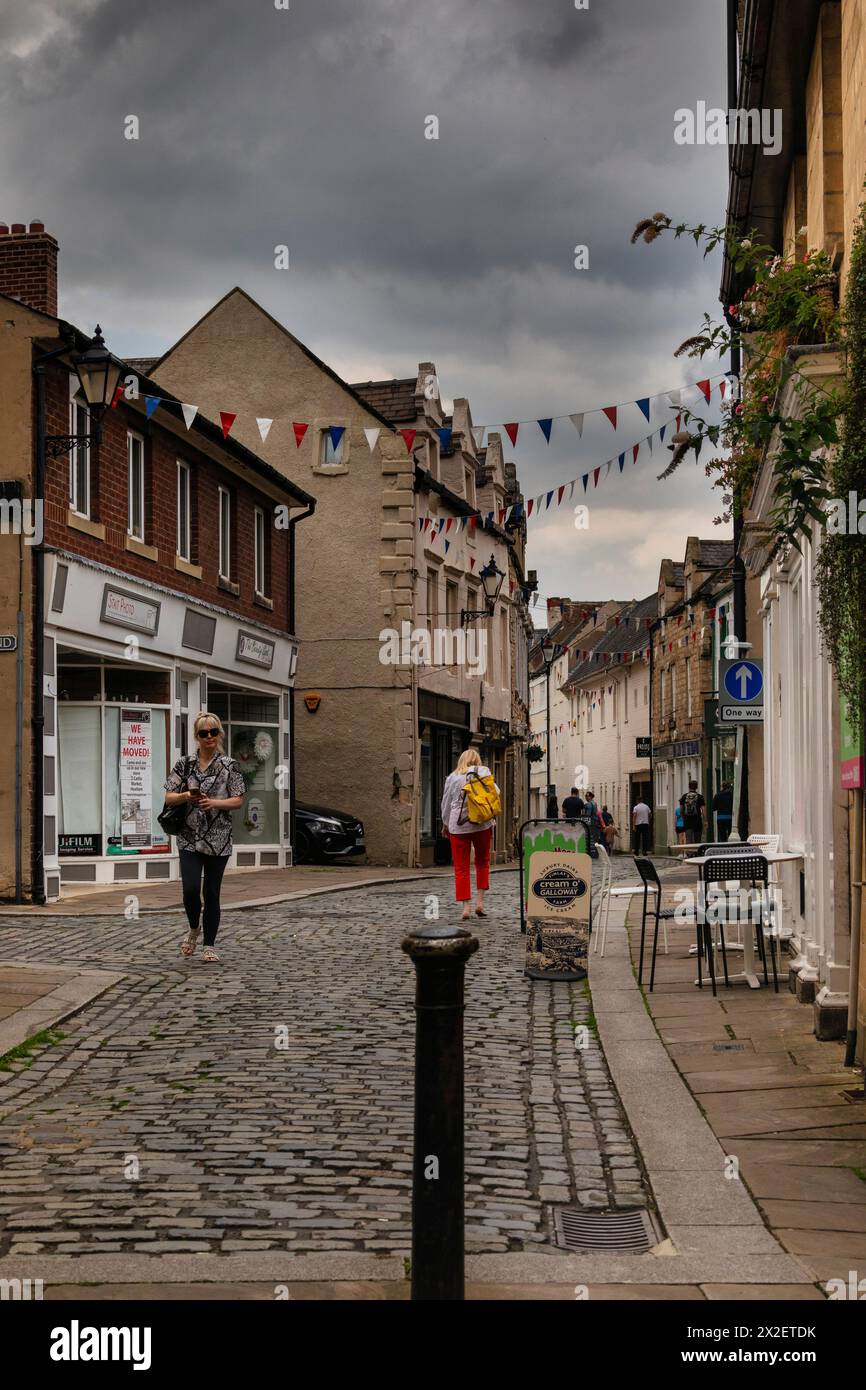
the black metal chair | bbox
[699,854,776,996]
[633,857,693,992]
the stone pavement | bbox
[623,862,866,1289]
[0,872,649,1271]
[0,962,125,1057]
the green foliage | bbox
[815,196,866,733]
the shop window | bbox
[58,706,101,839]
[219,486,232,579]
[104,705,170,850]
[420,729,433,838]
[208,682,281,844]
[104,666,171,705]
[58,666,101,702]
[254,507,268,596]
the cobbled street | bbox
[0,870,653,1259]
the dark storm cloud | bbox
[0,0,733,600]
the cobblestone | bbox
[0,872,653,1254]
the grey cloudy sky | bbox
[1,0,733,611]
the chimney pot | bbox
[29,220,45,233]
[10,223,25,234]
[0,223,58,315]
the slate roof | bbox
[562,593,658,688]
[351,378,417,423]
[698,539,734,570]
[126,357,159,376]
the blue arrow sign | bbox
[723,660,763,702]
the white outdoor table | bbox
[684,851,804,989]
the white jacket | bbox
[440,765,499,836]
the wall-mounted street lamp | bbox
[43,325,124,458]
[539,633,560,814]
[460,554,505,627]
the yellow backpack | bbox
[461,770,502,824]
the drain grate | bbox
[713,1042,745,1052]
[551,1206,659,1253]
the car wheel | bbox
[294,828,314,864]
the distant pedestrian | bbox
[679,780,706,845]
[713,782,734,841]
[562,787,585,820]
[632,798,652,855]
[583,791,601,853]
[674,802,685,845]
[546,792,560,819]
[441,748,501,921]
[600,805,617,852]
[164,712,245,964]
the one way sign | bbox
[719,658,764,723]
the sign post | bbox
[519,819,592,981]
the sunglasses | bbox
[198,728,219,739]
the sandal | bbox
[180,929,200,957]
[202,946,221,963]
[475,907,488,917]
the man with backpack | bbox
[679,780,706,845]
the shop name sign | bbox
[101,585,160,636]
[236,630,275,669]
[635,736,651,758]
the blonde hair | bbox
[193,710,226,752]
[456,748,482,774]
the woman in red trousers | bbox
[440,748,500,921]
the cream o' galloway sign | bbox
[531,863,588,912]
[520,820,593,982]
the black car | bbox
[294,802,366,863]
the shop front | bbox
[43,553,298,900]
[417,690,471,867]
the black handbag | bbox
[157,756,194,837]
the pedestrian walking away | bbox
[163,712,245,963]
[632,797,652,855]
[546,790,559,819]
[713,781,733,841]
[679,779,706,846]
[562,787,585,820]
[600,804,617,852]
[440,748,501,921]
[674,802,685,845]
[583,790,601,855]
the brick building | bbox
[0,223,314,901]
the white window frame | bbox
[254,506,267,596]
[176,461,191,561]
[319,430,344,468]
[69,377,91,519]
[127,430,145,541]
[218,485,232,580]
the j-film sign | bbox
[719,658,764,723]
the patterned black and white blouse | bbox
[164,752,246,858]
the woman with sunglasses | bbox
[163,712,245,963]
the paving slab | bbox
[701,1284,825,1301]
[758,1200,866,1232]
[740,1165,866,1205]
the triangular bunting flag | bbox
[696,379,712,403]
[111,384,124,409]
[660,424,667,443]
[633,444,640,465]
[144,396,161,419]
[181,403,198,430]
[364,427,381,451]
[636,397,651,422]
[293,422,309,448]
[618,453,625,472]
[604,461,611,478]
[593,467,601,487]
[569,413,585,438]
[602,406,617,430]
[504,422,519,447]
[470,557,476,570]
[399,428,416,454]
[582,474,589,492]
[676,414,682,432]
[647,434,654,453]
[219,412,236,439]
[545,490,554,509]
[256,418,273,443]
[445,518,453,533]
[719,379,728,400]
[437,519,446,533]
[538,419,553,443]
[557,485,565,505]
[471,426,486,450]
[527,499,534,517]
[444,540,450,553]
[437,427,452,451]
[328,425,346,452]
[568,480,576,500]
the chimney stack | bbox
[0,222,58,317]
[546,597,563,627]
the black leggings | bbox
[179,850,228,946]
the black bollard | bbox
[401,924,479,1301]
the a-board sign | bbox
[520,819,592,981]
